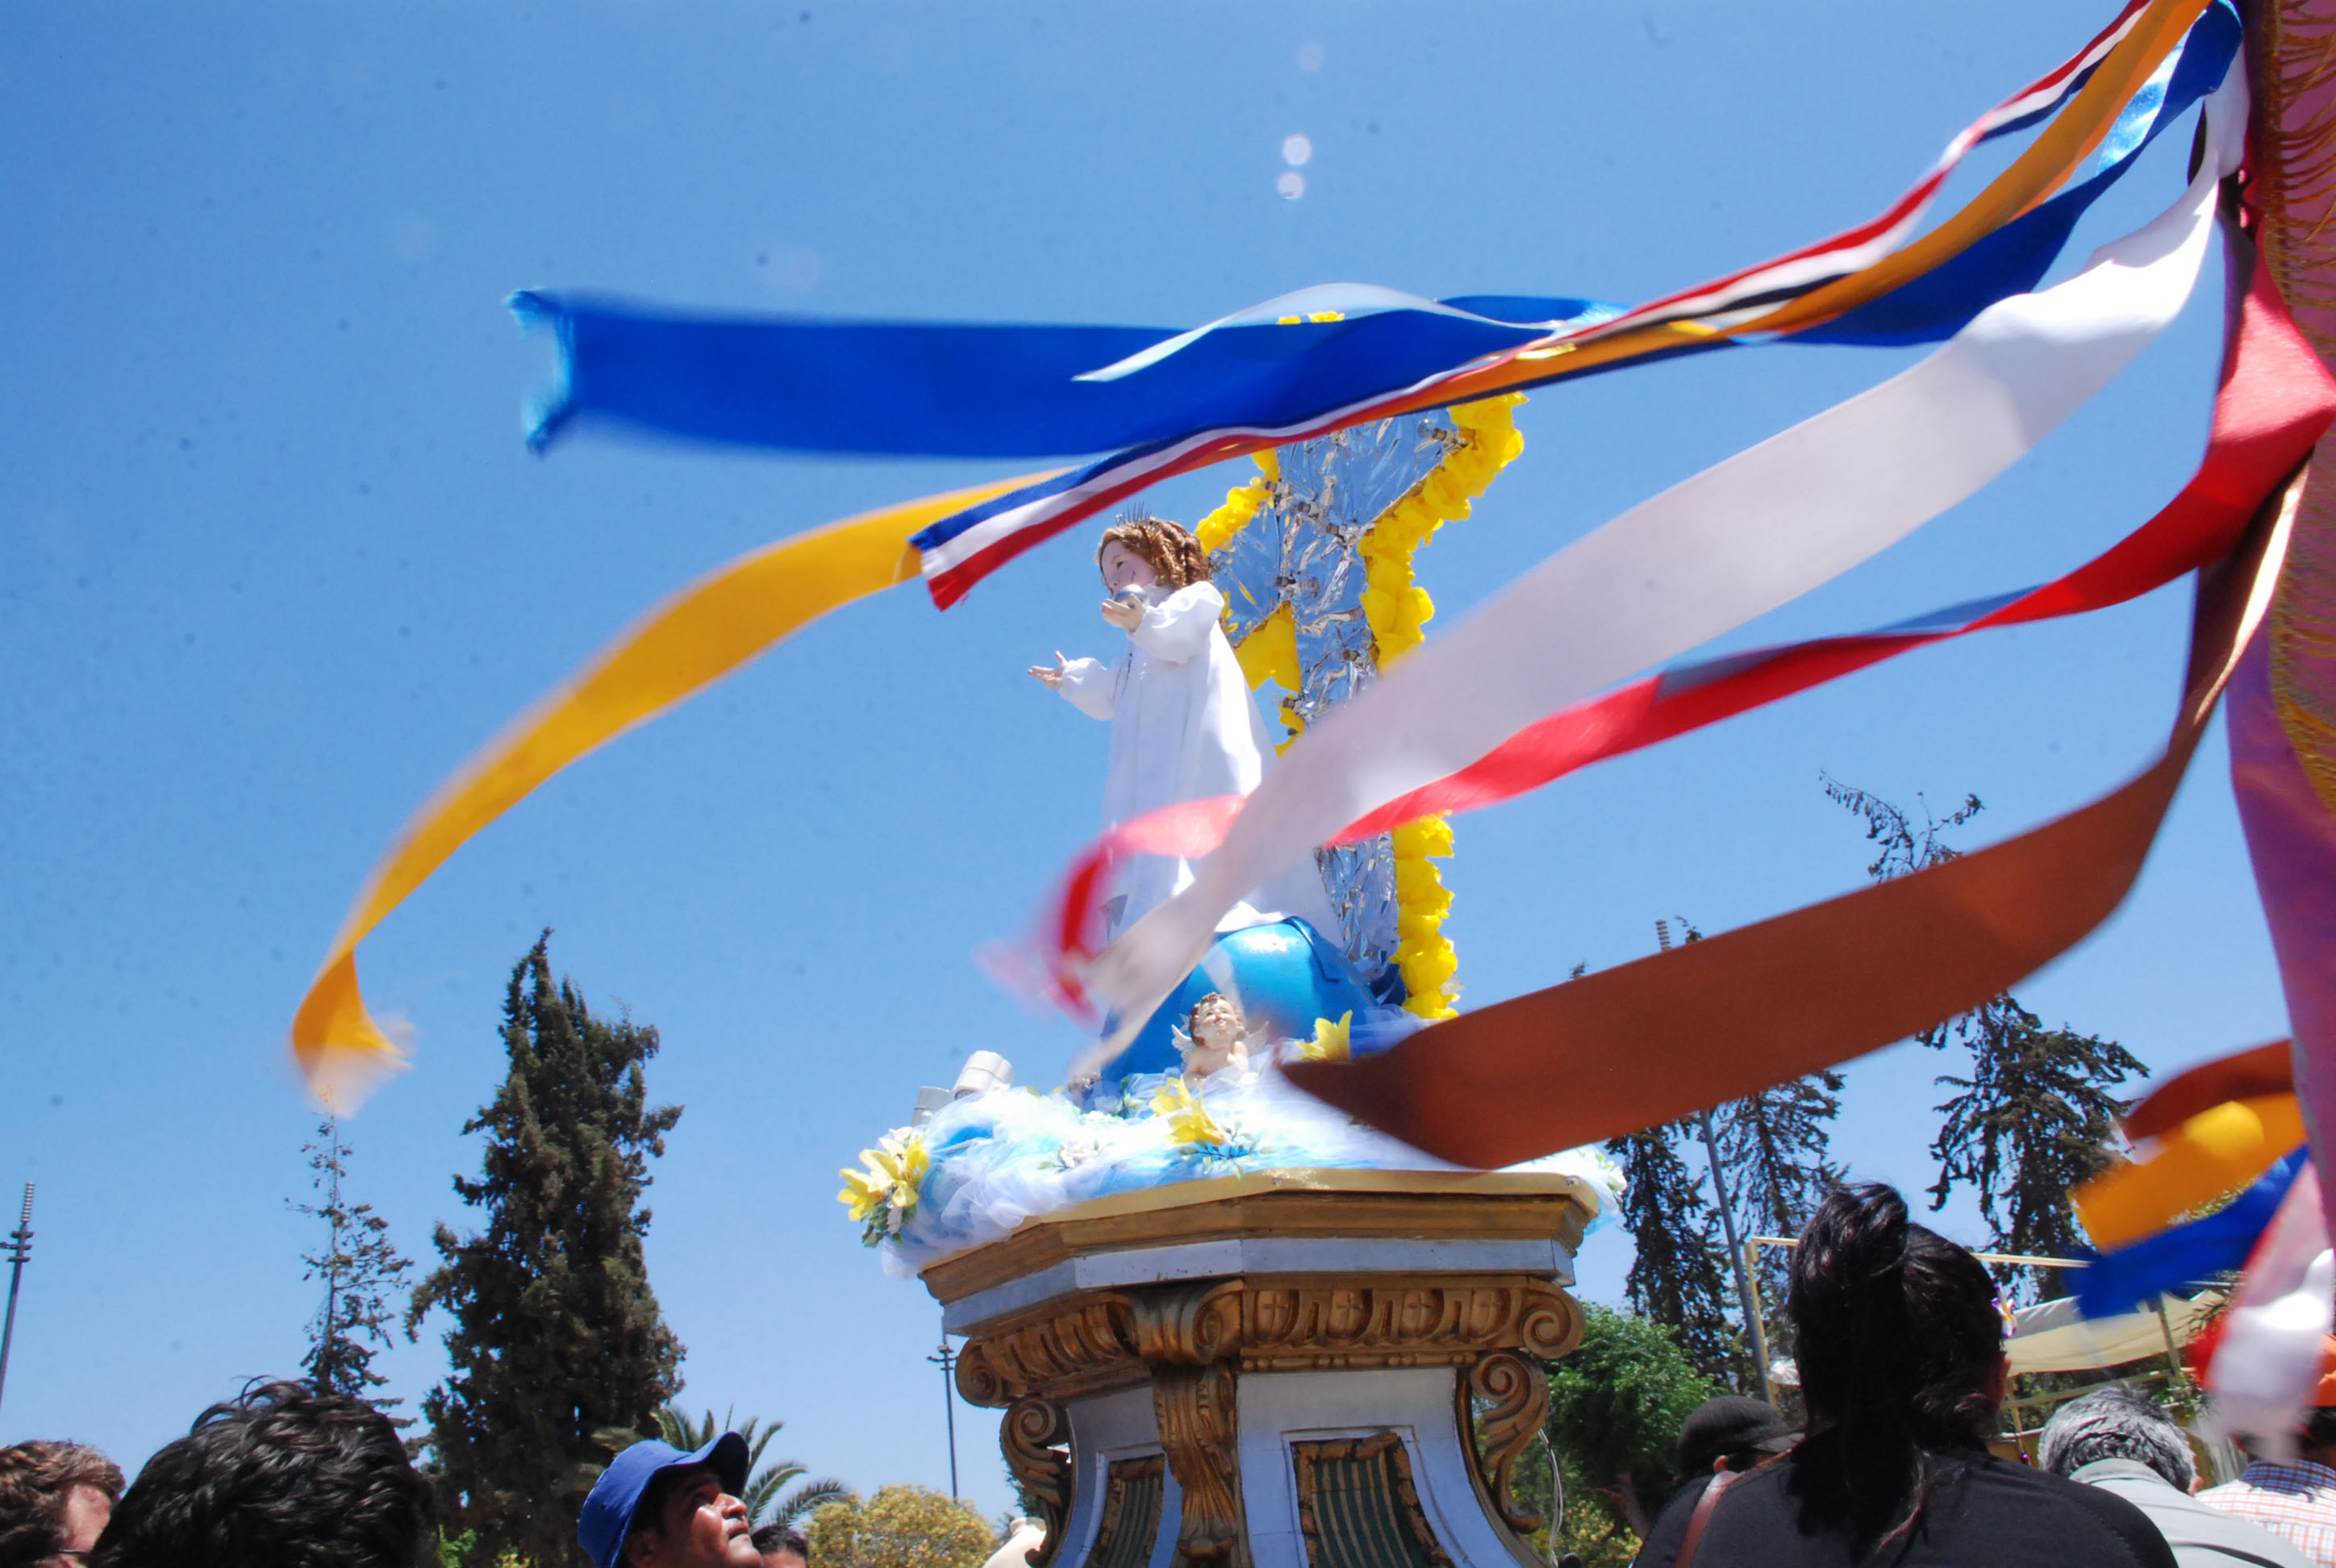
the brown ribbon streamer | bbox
[1287,474,2304,1169]
[2121,1039,2297,1142]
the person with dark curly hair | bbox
[749,1520,807,1568]
[89,1380,434,1568]
[0,1440,123,1567]
[1636,1182,2178,1567]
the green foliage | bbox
[806,1486,999,1568]
[1604,1122,1744,1387]
[1715,1071,1844,1357]
[435,1528,477,1568]
[406,934,686,1568]
[1927,998,2144,1296]
[292,1115,412,1402]
[1545,1303,1721,1539]
[656,1405,849,1527]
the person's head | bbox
[578,1436,754,1568]
[1179,993,1250,1078]
[90,1380,432,1568]
[749,1521,807,1568]
[1788,1182,2007,1453]
[1674,1396,1796,1486]
[2038,1385,2196,1489]
[0,1441,123,1566]
[1095,515,1207,595]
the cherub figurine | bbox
[1029,511,1335,940]
[1172,992,1266,1085]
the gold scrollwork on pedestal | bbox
[1241,1278,1581,1370]
[1002,1397,1073,1568]
[955,1297,1142,1407]
[1153,1359,1246,1567]
[1458,1350,1550,1533]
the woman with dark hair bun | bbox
[1636,1183,2176,1567]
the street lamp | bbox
[0,1185,35,1422]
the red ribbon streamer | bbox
[1026,242,2336,1015]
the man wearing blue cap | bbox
[578,1432,761,1568]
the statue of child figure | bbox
[1029,511,1335,940]
[1174,992,1265,1086]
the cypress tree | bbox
[293,1115,412,1403]
[1822,774,2146,1300]
[1604,1123,1744,1387]
[1713,1073,1844,1344]
[1928,999,2144,1299]
[407,934,686,1567]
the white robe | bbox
[1058,581,1337,939]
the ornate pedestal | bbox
[924,1170,1595,1568]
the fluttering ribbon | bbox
[2123,1038,2296,1141]
[287,473,1051,1105]
[1016,242,2335,1000]
[1282,465,2301,1166]
[509,1,2228,609]
[2077,1152,2306,1319]
[1069,81,2246,1065]
[2074,1093,2309,1251]
[2204,1160,2335,1454]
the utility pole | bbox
[0,1185,34,1422]
[928,1324,961,1500]
[1656,921,1771,1398]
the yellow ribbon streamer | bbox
[2073,1092,2309,1252]
[292,472,1055,1106]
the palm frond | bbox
[773,1479,853,1527]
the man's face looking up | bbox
[624,1466,759,1568]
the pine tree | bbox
[1604,1123,1743,1387]
[292,1116,412,1402]
[1928,1000,2143,1299]
[1713,1073,1844,1345]
[1823,774,2146,1300]
[407,934,686,1567]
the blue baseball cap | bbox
[578,1432,751,1568]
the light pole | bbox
[0,1185,35,1423]
[1655,921,1771,1398]
[928,1324,961,1500]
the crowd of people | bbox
[6,1182,2332,1567]
[1637,1183,2336,1568]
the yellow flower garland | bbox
[1201,394,1528,1020]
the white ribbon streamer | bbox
[2209,1161,2336,1457]
[1074,66,2245,1062]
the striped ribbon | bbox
[1071,82,2246,1064]
[1021,247,2336,1011]
[1282,465,2302,1166]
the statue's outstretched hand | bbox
[1028,651,1069,689]
[1099,594,1144,631]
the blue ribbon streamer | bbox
[511,4,2234,463]
[2074,1149,2305,1320]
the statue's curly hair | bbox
[1095,511,1209,591]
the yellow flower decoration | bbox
[1149,1077,1234,1150]
[836,1130,930,1245]
[1296,1011,1352,1064]
[1208,394,1527,1017]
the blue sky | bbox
[0,0,2282,1521]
